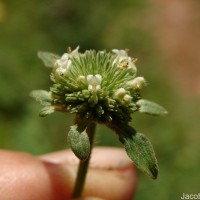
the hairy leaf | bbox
[38,51,60,68]
[136,99,168,116]
[39,106,55,117]
[119,129,159,179]
[30,90,52,106]
[68,125,90,160]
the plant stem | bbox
[72,122,96,198]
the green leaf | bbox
[68,125,90,160]
[118,128,158,179]
[30,90,52,106]
[38,51,60,68]
[39,106,55,117]
[136,99,168,116]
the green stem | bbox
[72,122,96,198]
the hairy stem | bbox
[72,122,96,198]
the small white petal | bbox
[87,75,94,82]
[127,58,137,72]
[55,53,69,66]
[112,49,128,57]
[63,60,72,69]
[88,84,93,91]
[95,74,102,84]
[55,53,72,73]
[61,53,70,60]
[87,74,102,85]
[96,85,101,90]
[87,74,102,91]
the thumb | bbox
[41,147,137,200]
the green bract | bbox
[31,47,167,179]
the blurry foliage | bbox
[0,0,200,199]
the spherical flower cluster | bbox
[48,47,146,123]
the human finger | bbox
[41,147,137,200]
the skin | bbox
[0,147,137,200]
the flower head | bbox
[31,47,167,124]
[40,47,143,123]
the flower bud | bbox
[114,88,126,99]
[127,77,146,90]
[123,94,132,105]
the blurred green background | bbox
[1,0,200,199]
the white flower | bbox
[87,74,102,91]
[112,49,128,58]
[112,49,137,72]
[126,57,137,71]
[112,49,128,64]
[55,53,69,67]
[127,77,146,89]
[55,53,72,75]
[114,88,132,106]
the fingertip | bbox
[40,147,137,200]
[82,163,137,200]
